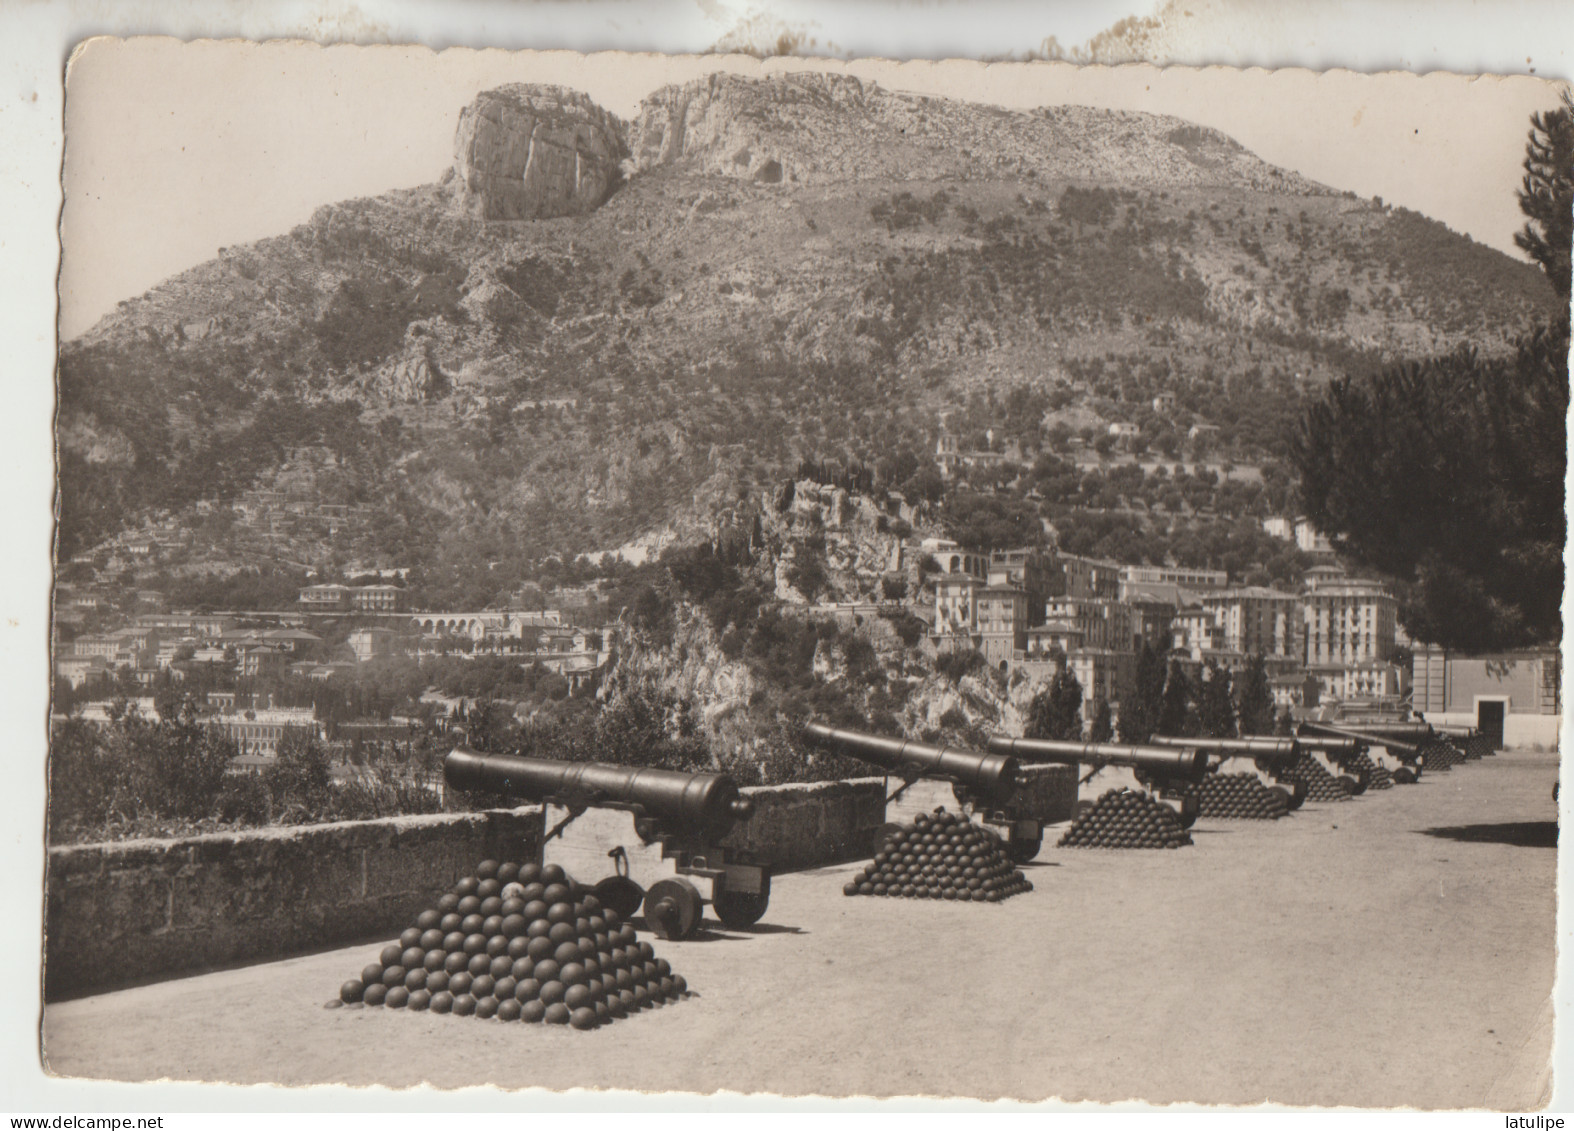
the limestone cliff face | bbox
[626,71,1328,194]
[451,84,629,221]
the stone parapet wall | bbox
[45,807,542,1000]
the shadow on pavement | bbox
[1419,822,1557,848]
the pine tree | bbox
[1197,662,1238,739]
[1515,88,1574,301]
[1026,667,1084,741]
[1089,697,1114,743]
[1157,661,1196,738]
[1117,642,1167,744]
[1235,654,1276,735]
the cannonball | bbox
[404,968,428,991]
[494,976,517,1001]
[480,901,503,924]
[453,993,477,1017]
[540,980,567,1007]
[379,944,403,967]
[526,936,555,962]
[462,933,487,956]
[460,914,484,935]
[544,1002,571,1026]
[543,885,572,909]
[540,864,567,886]
[430,991,454,1015]
[582,957,601,980]
[534,959,562,984]
[515,978,542,1002]
[427,970,450,995]
[546,923,576,949]
[565,983,593,1011]
[506,936,532,961]
[554,941,583,966]
[441,931,465,954]
[457,896,482,917]
[454,878,479,900]
[520,883,546,904]
[384,986,410,1009]
[632,985,650,1010]
[444,952,468,975]
[418,928,444,951]
[362,982,388,1006]
[595,1001,612,1025]
[408,988,432,1012]
[560,962,588,987]
[360,963,383,985]
[501,914,528,939]
[497,998,522,1022]
[497,862,520,885]
[500,895,525,916]
[520,999,546,1023]
[448,971,473,996]
[477,860,500,880]
[416,909,441,931]
[607,993,629,1019]
[511,957,535,982]
[437,893,460,914]
[466,953,491,977]
[490,955,513,980]
[340,979,364,1004]
[471,974,496,999]
[546,902,575,926]
[485,935,509,959]
[475,996,499,1020]
[399,927,422,949]
[381,965,407,988]
[522,900,549,923]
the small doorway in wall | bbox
[1477,700,1506,749]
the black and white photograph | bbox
[26,26,1572,1111]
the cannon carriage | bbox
[443,746,771,941]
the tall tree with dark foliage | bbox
[1293,95,1570,653]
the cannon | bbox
[1147,735,1312,807]
[443,745,771,940]
[802,723,1046,862]
[1424,721,1497,758]
[985,736,1205,828]
[1298,722,1426,782]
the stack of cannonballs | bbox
[1420,739,1463,770]
[1058,789,1194,849]
[1186,772,1290,820]
[1280,755,1353,801]
[1463,733,1496,759]
[335,859,687,1029]
[1347,750,1393,790]
[844,809,1032,901]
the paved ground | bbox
[42,751,1558,1108]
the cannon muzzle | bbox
[803,723,1019,802]
[443,745,753,842]
[986,736,1209,783]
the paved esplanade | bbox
[43,751,1557,1107]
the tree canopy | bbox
[1291,96,1570,652]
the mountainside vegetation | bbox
[57,75,1558,586]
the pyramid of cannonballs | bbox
[1281,754,1353,801]
[1057,788,1194,849]
[1347,750,1394,790]
[1421,737,1466,769]
[1187,772,1290,819]
[1463,734,1496,759]
[335,859,687,1029]
[844,809,1032,901]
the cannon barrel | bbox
[1299,722,1423,757]
[803,723,1019,801]
[1332,721,1434,739]
[986,736,1209,783]
[1293,735,1366,757]
[442,746,753,842]
[1148,735,1301,761]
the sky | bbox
[59,36,1570,338]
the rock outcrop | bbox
[451,84,628,221]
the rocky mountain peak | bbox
[450,83,629,221]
